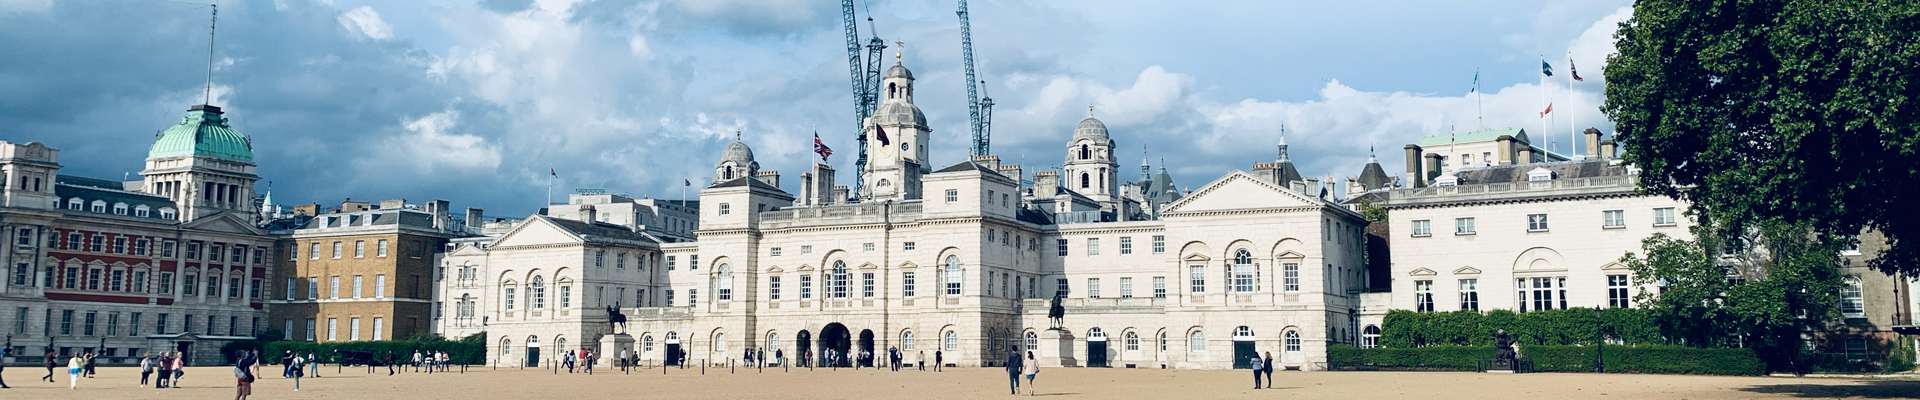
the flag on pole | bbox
[873,124,891,146]
[550,168,557,178]
[1569,59,1584,81]
[1470,70,1479,93]
[813,133,833,160]
[1541,60,1553,76]
[1539,103,1554,117]
[684,179,691,186]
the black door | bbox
[526,347,541,367]
[664,344,681,366]
[1233,340,1258,369]
[1087,341,1109,368]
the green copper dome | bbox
[147,105,254,163]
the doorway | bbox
[1233,326,1258,369]
[1087,328,1109,368]
[526,337,541,367]
[795,330,812,367]
[820,323,852,367]
[665,332,682,366]
[858,330,876,367]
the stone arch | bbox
[1178,241,1213,262]
[1512,247,1566,271]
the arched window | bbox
[831,261,849,299]
[1080,144,1090,160]
[715,333,727,353]
[767,332,781,352]
[1233,249,1255,293]
[1284,331,1301,352]
[1125,331,1140,351]
[500,338,512,359]
[666,332,679,341]
[1089,327,1106,340]
[715,264,732,300]
[903,331,916,351]
[556,337,568,353]
[944,331,959,351]
[1362,325,1380,349]
[1080,173,1090,189]
[944,256,962,295]
[1159,332,1168,351]
[1234,326,1254,339]
[1025,331,1038,350]
[530,276,546,309]
[1189,331,1206,352]
[888,82,897,99]
[724,166,734,180]
[643,335,654,353]
[458,294,475,318]
[1841,277,1865,317]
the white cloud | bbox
[0,0,50,13]
[338,6,393,40]
[383,110,502,172]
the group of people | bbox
[740,347,781,368]
[1004,350,1040,396]
[562,348,598,373]
[1248,352,1276,389]
[413,350,453,373]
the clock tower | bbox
[861,58,931,201]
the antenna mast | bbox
[203,4,218,106]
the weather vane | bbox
[895,40,904,59]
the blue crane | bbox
[958,0,994,157]
[843,0,886,200]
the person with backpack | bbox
[234,349,259,400]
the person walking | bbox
[934,350,943,372]
[139,353,154,388]
[1249,354,1264,389]
[309,352,322,378]
[66,353,82,389]
[42,351,56,383]
[1021,351,1039,396]
[290,353,303,392]
[1004,350,1023,395]
[918,350,926,371]
[154,353,171,388]
[386,353,397,376]
[82,351,96,378]
[889,347,901,371]
[169,352,185,388]
[774,348,783,367]
[0,346,11,389]
[1262,352,1274,389]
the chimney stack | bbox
[1599,140,1617,160]
[465,207,484,232]
[1583,128,1603,159]
[1518,146,1534,164]
[1404,144,1425,188]
[427,199,451,229]
[1495,135,1516,165]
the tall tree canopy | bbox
[1602,0,1920,275]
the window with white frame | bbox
[1087,278,1100,298]
[944,189,958,203]
[1120,277,1133,298]
[716,264,733,300]
[354,241,366,258]
[944,331,958,351]
[1189,265,1205,293]
[1456,217,1476,235]
[799,275,811,300]
[1362,325,1380,349]
[769,276,781,300]
[1153,276,1166,298]
[1125,331,1140,351]
[831,261,849,299]
[1056,239,1068,256]
[1528,214,1549,231]
[1459,279,1479,311]
[944,256,962,295]
[862,272,875,298]
[1653,207,1677,226]
[1285,330,1301,352]
[1232,250,1255,293]
[1189,331,1206,352]
[1841,277,1865,318]
[902,272,915,297]
[1086,238,1100,256]
[1607,275,1630,308]
[1603,210,1625,228]
[1283,263,1299,292]
[1120,237,1133,255]
[1518,277,1564,312]
[1415,280,1434,312]
[1412,220,1431,236]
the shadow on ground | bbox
[1737,380,1920,398]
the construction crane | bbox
[842,0,886,200]
[958,0,994,157]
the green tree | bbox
[1357,199,1389,223]
[1621,220,1844,372]
[1601,0,1920,275]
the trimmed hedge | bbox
[1522,344,1764,375]
[264,339,484,365]
[1329,344,1494,371]
[1380,308,1662,348]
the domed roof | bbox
[721,139,755,165]
[148,105,254,163]
[1073,116,1109,140]
[874,101,928,127]
[885,62,913,80]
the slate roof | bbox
[1451,158,1620,185]
[53,175,177,222]
[544,216,659,245]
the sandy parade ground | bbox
[1,363,1916,399]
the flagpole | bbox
[1541,56,1551,158]
[1568,53,1578,159]
[1475,68,1484,131]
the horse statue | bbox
[606,305,629,334]
[1047,294,1066,330]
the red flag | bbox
[1570,60,1585,81]
[813,133,833,160]
[1539,103,1554,117]
[873,124,890,146]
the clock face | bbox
[877,143,894,157]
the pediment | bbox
[1453,266,1482,275]
[1409,267,1437,276]
[1275,251,1306,259]
[449,243,490,257]
[1601,262,1630,270]
[181,212,264,235]
[1183,253,1212,262]
[1163,170,1322,214]
[766,266,784,273]
[492,216,583,248]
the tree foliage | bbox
[1602,0,1920,275]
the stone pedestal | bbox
[599,333,634,366]
[1037,328,1077,367]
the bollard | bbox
[701,360,706,375]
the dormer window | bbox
[90,200,107,213]
[135,205,150,218]
[113,203,128,215]
[159,207,177,219]
[1434,174,1459,187]
[1527,167,1554,182]
[68,198,83,210]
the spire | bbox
[1368,144,1377,164]
[1088,104,1095,118]
[735,130,742,141]
[1277,124,1291,163]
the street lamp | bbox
[1593,308,1607,374]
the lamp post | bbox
[1593,308,1606,374]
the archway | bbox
[819,323,853,367]
[525,336,541,367]
[1232,326,1258,369]
[664,332,682,366]
[859,329,876,367]
[795,330,813,367]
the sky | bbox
[0,0,1633,218]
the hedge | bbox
[263,338,484,365]
[1329,344,1494,371]
[1380,308,1662,348]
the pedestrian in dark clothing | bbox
[889,347,901,371]
[1005,350,1023,395]
[83,352,96,378]
[934,351,943,372]
[0,347,10,389]
[1262,352,1274,388]
[155,353,171,388]
[1250,354,1264,389]
[42,352,56,382]
[386,353,396,375]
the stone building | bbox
[266,199,470,343]
[1,104,275,365]
[440,58,1369,371]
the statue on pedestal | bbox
[1047,294,1066,330]
[606,306,628,334]
[1490,329,1517,371]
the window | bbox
[1120,277,1133,298]
[829,261,850,299]
[350,317,361,341]
[1285,331,1301,352]
[530,276,546,309]
[307,277,318,300]
[331,241,342,258]
[327,318,338,341]
[769,276,782,300]
[113,237,126,253]
[1415,280,1434,312]
[352,275,363,298]
[559,286,570,308]
[800,246,812,254]
[1527,214,1549,231]
[1412,220,1431,236]
[181,273,197,295]
[89,235,103,252]
[1152,235,1165,254]
[1607,275,1630,308]
[1283,263,1299,292]
[1459,279,1479,311]
[1189,265,1205,293]
[109,270,124,291]
[372,317,383,340]
[504,288,516,309]
[1056,239,1068,256]
[903,242,915,251]
[330,276,340,299]
[1120,237,1133,255]
[1232,250,1255,293]
[309,243,319,260]
[1189,331,1206,352]
[944,189,958,203]
[1846,337,1868,362]
[667,256,676,270]
[157,272,172,294]
[944,256,962,295]
[1841,278,1865,318]
[377,240,389,257]
[902,272,916,297]
[719,203,730,215]
[354,240,366,258]
[1519,277,1562,312]
[249,278,262,299]
[1153,276,1166,298]
[1455,217,1476,235]
[770,247,782,257]
[862,272,875,298]
[90,201,105,213]
[595,250,605,267]
[687,289,697,306]
[1362,325,1380,349]
[1055,278,1069,298]
[716,265,732,300]
[14,228,31,247]
[83,311,96,335]
[664,289,672,307]
[1026,332,1039,350]
[1087,278,1100,298]
[902,332,915,351]
[67,198,80,210]
[59,310,73,335]
[688,255,697,270]
[374,275,385,298]
[1653,207,1677,226]
[1603,210,1625,228]
[863,243,875,252]
[86,268,101,290]
[1086,238,1100,256]
[252,248,262,264]
[799,275,812,300]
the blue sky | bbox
[0,0,1631,217]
